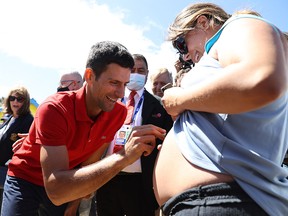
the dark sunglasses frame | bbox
[172,36,188,55]
[9,95,25,102]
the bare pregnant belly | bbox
[153,130,234,206]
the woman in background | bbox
[0,86,34,187]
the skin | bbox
[154,15,288,205]
[62,58,156,216]
[151,73,172,98]
[119,131,126,139]
[39,63,166,206]
[174,59,183,72]
[162,15,288,116]
[131,58,149,78]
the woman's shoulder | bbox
[18,113,34,124]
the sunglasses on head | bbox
[172,36,188,55]
[9,95,24,103]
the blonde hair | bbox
[168,3,230,41]
[168,3,262,41]
[283,32,288,41]
[233,9,262,17]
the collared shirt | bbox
[8,85,126,186]
[106,87,145,173]
[123,88,144,127]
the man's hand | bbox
[118,124,166,165]
[40,125,166,205]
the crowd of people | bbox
[0,2,287,216]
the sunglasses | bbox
[172,36,188,55]
[9,96,25,103]
[60,80,80,85]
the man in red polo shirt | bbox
[1,41,166,216]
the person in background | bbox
[153,2,288,216]
[0,114,10,126]
[174,59,183,73]
[11,72,87,216]
[57,71,84,92]
[150,68,173,98]
[174,67,191,87]
[0,86,34,212]
[174,54,193,73]
[96,54,173,216]
[59,71,93,216]
[1,41,166,216]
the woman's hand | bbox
[118,125,166,165]
[161,87,185,119]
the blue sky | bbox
[0,0,287,104]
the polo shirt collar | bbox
[75,84,92,123]
[75,84,118,123]
[125,87,145,99]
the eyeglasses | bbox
[60,80,81,85]
[172,36,188,55]
[9,96,25,103]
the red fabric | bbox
[113,91,136,153]
[112,144,123,153]
[124,91,137,124]
[7,86,127,186]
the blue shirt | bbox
[176,14,288,216]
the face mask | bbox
[126,73,146,91]
[57,81,74,92]
[57,86,70,92]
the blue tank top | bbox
[176,15,288,215]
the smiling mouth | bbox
[107,96,117,103]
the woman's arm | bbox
[162,18,287,116]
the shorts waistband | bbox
[162,181,250,215]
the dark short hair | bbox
[86,41,134,79]
[132,54,148,69]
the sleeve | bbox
[34,101,69,146]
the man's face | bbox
[86,63,130,117]
[152,73,171,97]
[131,59,148,78]
[9,93,25,115]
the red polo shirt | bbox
[8,86,126,186]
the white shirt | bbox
[105,88,145,173]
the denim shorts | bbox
[1,175,67,216]
[161,182,268,216]
[0,166,8,188]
